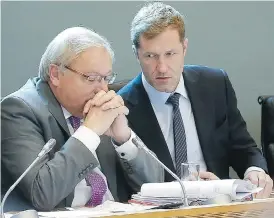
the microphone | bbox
[132,136,189,207]
[1,139,56,218]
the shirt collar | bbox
[142,73,189,106]
[61,106,72,120]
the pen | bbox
[148,202,184,210]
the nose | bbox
[94,79,108,92]
[156,57,168,73]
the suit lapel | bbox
[125,75,176,181]
[34,78,73,205]
[183,68,215,171]
[35,78,70,137]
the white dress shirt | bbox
[141,74,264,177]
[61,107,139,207]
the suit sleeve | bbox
[1,96,100,211]
[115,131,165,193]
[222,70,268,178]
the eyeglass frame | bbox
[61,65,117,85]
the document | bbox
[130,179,262,205]
[138,179,262,201]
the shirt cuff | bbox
[113,130,138,161]
[72,126,100,154]
[244,166,265,178]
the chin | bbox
[154,85,175,93]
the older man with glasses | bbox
[1,27,164,212]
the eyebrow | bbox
[143,52,158,55]
[143,49,177,55]
[86,70,112,76]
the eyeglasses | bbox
[63,65,117,85]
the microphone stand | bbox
[132,137,189,207]
[1,139,56,218]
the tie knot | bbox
[166,92,181,108]
[68,116,81,131]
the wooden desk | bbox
[101,199,274,218]
[5,197,274,218]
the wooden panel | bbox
[100,199,274,218]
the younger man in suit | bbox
[118,2,273,198]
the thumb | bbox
[199,171,220,180]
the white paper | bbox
[3,214,14,218]
[38,201,154,218]
[140,179,262,200]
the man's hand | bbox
[244,171,273,198]
[83,90,131,143]
[199,171,220,180]
[105,114,131,144]
[83,90,129,136]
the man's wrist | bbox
[112,128,131,145]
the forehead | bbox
[139,28,183,52]
[71,46,112,74]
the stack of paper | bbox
[130,179,262,205]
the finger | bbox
[94,90,117,107]
[246,172,259,186]
[254,172,266,198]
[260,175,273,198]
[90,90,107,105]
[83,99,93,116]
[258,172,267,188]
[209,172,220,180]
[115,105,129,116]
[101,95,124,110]
[116,95,124,106]
[104,106,129,123]
[199,171,219,180]
[198,171,208,180]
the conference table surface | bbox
[101,198,274,218]
[5,193,274,218]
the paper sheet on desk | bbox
[38,201,155,218]
[140,179,262,200]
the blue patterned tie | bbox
[166,93,188,177]
[68,116,107,207]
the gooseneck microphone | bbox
[1,139,56,218]
[132,136,189,207]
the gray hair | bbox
[131,2,185,49]
[38,27,114,81]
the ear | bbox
[183,38,188,57]
[132,45,138,59]
[132,45,141,64]
[49,64,61,86]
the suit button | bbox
[121,153,125,157]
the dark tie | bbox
[68,116,107,207]
[166,93,188,177]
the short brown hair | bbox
[131,2,186,49]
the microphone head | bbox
[44,138,56,153]
[132,137,142,149]
[132,137,138,146]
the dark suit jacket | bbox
[118,65,268,181]
[1,77,163,212]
